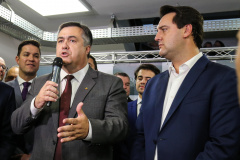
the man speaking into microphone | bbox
[11,22,128,160]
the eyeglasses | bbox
[0,64,8,71]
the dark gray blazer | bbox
[6,78,23,109]
[7,77,34,154]
[11,67,128,160]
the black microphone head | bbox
[53,57,63,68]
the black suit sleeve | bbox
[0,84,16,160]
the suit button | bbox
[53,141,56,145]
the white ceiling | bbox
[3,0,240,32]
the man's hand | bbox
[34,81,59,109]
[57,102,89,142]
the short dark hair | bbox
[114,72,130,79]
[88,55,98,70]
[213,40,225,47]
[17,40,41,56]
[160,5,203,49]
[203,41,212,48]
[58,22,93,58]
[134,64,161,80]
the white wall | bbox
[0,32,20,67]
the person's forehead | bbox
[58,26,82,37]
[21,44,40,53]
[10,67,19,73]
[118,75,130,82]
[137,69,155,76]
[158,12,176,27]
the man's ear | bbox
[15,56,19,65]
[183,24,193,38]
[85,45,91,55]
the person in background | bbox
[5,66,19,82]
[114,72,132,102]
[11,21,128,160]
[113,64,160,160]
[131,5,240,160]
[126,64,160,159]
[0,57,7,81]
[213,40,225,47]
[88,55,98,70]
[202,41,212,48]
[129,64,160,117]
[0,81,16,160]
[7,40,41,160]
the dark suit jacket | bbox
[11,67,128,160]
[128,99,137,133]
[7,78,34,154]
[0,81,16,160]
[113,99,137,160]
[131,55,240,160]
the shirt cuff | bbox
[83,119,92,141]
[30,97,43,118]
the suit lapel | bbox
[151,71,169,135]
[128,100,138,128]
[14,78,23,108]
[161,55,209,129]
[68,68,97,118]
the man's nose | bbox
[62,41,69,49]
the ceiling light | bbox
[19,0,89,16]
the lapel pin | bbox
[85,87,88,90]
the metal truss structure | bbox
[40,47,237,65]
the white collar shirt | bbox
[17,75,35,92]
[137,96,142,116]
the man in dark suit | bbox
[7,40,41,160]
[114,72,133,102]
[11,22,128,160]
[113,65,160,160]
[0,81,16,160]
[126,64,160,159]
[131,5,240,160]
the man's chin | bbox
[159,52,166,58]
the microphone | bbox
[46,57,63,107]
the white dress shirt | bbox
[30,64,93,140]
[154,52,203,160]
[137,96,142,116]
[17,75,35,92]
